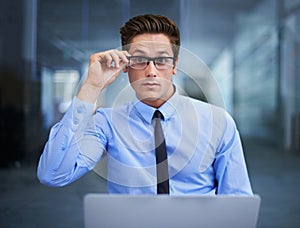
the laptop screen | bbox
[84,194,261,228]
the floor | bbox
[0,139,299,228]
[244,139,300,228]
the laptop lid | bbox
[84,194,261,228]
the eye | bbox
[156,57,166,64]
[135,57,147,63]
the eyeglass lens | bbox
[128,56,174,70]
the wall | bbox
[232,0,280,143]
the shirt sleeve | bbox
[213,112,253,195]
[37,97,106,187]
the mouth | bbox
[142,81,160,88]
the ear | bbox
[173,67,177,75]
[123,66,128,73]
[173,58,178,75]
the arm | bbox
[214,112,253,195]
[37,98,102,186]
[37,50,129,187]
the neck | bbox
[141,98,167,109]
[139,85,175,108]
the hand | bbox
[78,50,130,103]
[87,50,129,89]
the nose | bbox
[145,61,157,77]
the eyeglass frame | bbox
[126,56,176,70]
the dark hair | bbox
[120,14,180,58]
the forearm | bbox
[77,82,103,104]
[37,98,102,187]
[37,124,86,186]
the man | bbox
[37,14,252,195]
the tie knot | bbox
[153,110,164,120]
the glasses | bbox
[127,56,176,70]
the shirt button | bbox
[73,118,79,125]
[77,105,85,114]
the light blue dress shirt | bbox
[37,91,253,195]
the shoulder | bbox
[95,102,134,120]
[178,95,237,132]
[178,95,230,117]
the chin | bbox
[138,93,160,101]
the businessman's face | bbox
[124,33,177,108]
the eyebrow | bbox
[131,49,172,56]
[131,49,147,55]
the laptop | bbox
[84,194,261,228]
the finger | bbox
[109,50,130,68]
[90,50,129,69]
[110,51,121,68]
[114,53,128,69]
[123,50,131,57]
[119,51,130,63]
[103,53,113,68]
[90,53,103,65]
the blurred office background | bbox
[0,0,299,227]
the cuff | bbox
[61,97,96,132]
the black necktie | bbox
[153,110,169,194]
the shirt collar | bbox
[132,86,180,124]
